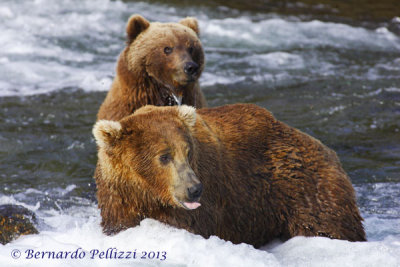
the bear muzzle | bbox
[183,61,199,78]
[171,61,199,87]
[181,181,202,210]
[173,167,203,210]
[187,183,203,201]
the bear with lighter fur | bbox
[97,15,206,121]
[93,104,366,248]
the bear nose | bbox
[187,183,203,200]
[184,62,199,76]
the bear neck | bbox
[116,54,159,109]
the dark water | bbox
[0,91,99,200]
[144,0,400,23]
[0,0,399,242]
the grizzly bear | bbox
[97,15,207,121]
[93,104,366,248]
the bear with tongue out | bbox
[97,14,206,121]
[93,104,366,248]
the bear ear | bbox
[126,14,150,42]
[93,120,122,148]
[178,105,196,128]
[179,17,200,36]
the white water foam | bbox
[0,209,399,267]
[0,0,125,96]
[0,182,400,267]
[1,0,400,96]
[200,17,400,50]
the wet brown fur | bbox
[97,15,206,121]
[94,104,366,248]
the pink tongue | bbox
[184,202,201,210]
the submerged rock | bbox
[0,204,38,245]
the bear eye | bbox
[187,149,193,161]
[164,47,173,55]
[188,47,193,54]
[159,153,172,165]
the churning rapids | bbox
[0,0,399,266]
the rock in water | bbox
[0,204,38,244]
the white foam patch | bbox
[364,216,400,241]
[385,87,400,93]
[200,17,400,51]
[269,236,400,267]
[0,7,14,18]
[0,195,40,211]
[79,74,113,92]
[246,52,305,69]
[367,58,400,80]
[200,72,246,87]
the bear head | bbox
[93,105,202,210]
[124,15,204,103]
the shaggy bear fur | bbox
[97,15,206,121]
[93,104,366,248]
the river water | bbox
[0,0,399,266]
